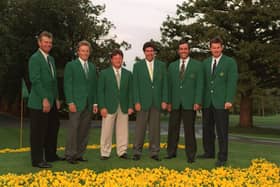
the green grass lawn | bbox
[0,127,279,175]
[229,114,280,127]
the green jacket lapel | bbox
[206,58,212,79]
[142,60,152,83]
[152,60,156,82]
[182,59,192,83]
[76,59,88,80]
[120,67,126,90]
[109,66,119,90]
[213,55,224,77]
[38,50,53,77]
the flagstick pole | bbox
[20,95,23,148]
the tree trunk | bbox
[239,94,253,128]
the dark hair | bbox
[142,42,156,51]
[178,39,190,48]
[210,36,223,46]
[76,40,91,52]
[38,31,53,41]
[110,49,124,59]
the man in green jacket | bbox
[98,49,133,160]
[28,31,62,168]
[198,37,238,167]
[64,40,98,164]
[132,42,168,161]
[165,39,203,163]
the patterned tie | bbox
[47,56,54,78]
[83,62,89,78]
[148,61,153,81]
[212,59,217,76]
[116,69,121,89]
[179,60,185,80]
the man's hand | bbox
[42,98,51,113]
[68,103,77,113]
[135,103,141,112]
[56,100,61,110]
[100,108,108,118]
[167,104,172,112]
[224,102,233,110]
[128,108,134,115]
[93,105,98,114]
[193,104,201,111]
[161,102,167,110]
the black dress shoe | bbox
[197,154,215,159]
[119,153,128,159]
[67,158,78,164]
[164,155,176,159]
[47,156,65,162]
[32,162,52,168]
[76,157,88,162]
[100,156,110,160]
[132,155,140,161]
[215,160,226,167]
[151,155,161,161]
[187,158,195,163]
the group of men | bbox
[27,31,238,169]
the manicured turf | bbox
[0,127,279,175]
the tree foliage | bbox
[0,0,130,112]
[158,0,280,127]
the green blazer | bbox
[64,59,97,112]
[202,54,238,109]
[133,59,168,111]
[98,66,133,114]
[28,50,58,109]
[168,58,203,110]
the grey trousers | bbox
[65,107,91,159]
[133,107,160,157]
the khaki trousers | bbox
[100,106,128,157]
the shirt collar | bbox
[79,57,87,64]
[181,57,190,64]
[112,66,121,74]
[212,54,222,64]
[145,59,154,64]
[39,48,48,61]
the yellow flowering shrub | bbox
[0,145,279,186]
[0,159,279,186]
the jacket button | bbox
[210,90,214,93]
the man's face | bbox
[77,45,90,61]
[144,47,155,62]
[38,36,52,54]
[111,54,123,69]
[178,43,190,59]
[210,43,223,58]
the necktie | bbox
[212,59,217,76]
[47,56,54,78]
[179,60,185,80]
[83,62,89,78]
[148,61,153,81]
[116,69,121,89]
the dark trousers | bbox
[202,105,229,161]
[30,105,60,165]
[133,107,160,157]
[167,107,197,160]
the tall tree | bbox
[0,0,130,114]
[158,0,280,127]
